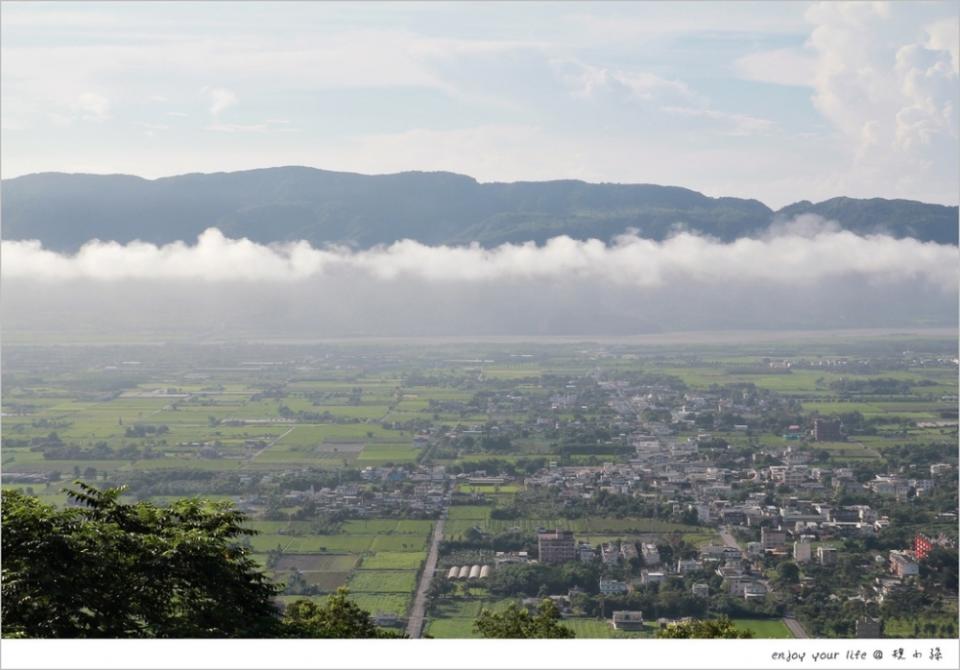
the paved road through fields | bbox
[406,511,446,638]
[783,615,810,638]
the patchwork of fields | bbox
[3,335,956,639]
[245,518,433,617]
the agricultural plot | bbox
[342,519,433,535]
[731,619,794,639]
[273,554,359,572]
[814,441,882,461]
[296,571,353,591]
[564,618,652,638]
[424,618,478,638]
[356,444,422,463]
[359,552,427,570]
[349,593,412,617]
[347,570,419,594]
[447,506,492,521]
[371,535,429,552]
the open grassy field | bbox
[732,618,794,639]
[564,618,653,638]
[424,618,478,638]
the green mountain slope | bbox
[2,167,956,251]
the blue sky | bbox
[2,1,957,207]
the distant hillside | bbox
[2,167,956,251]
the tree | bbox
[775,561,801,585]
[2,483,282,638]
[656,616,753,639]
[474,599,574,639]
[920,546,959,594]
[282,588,403,638]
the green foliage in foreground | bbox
[282,588,404,638]
[0,484,403,639]
[656,616,753,639]
[1,483,281,638]
[474,599,575,639]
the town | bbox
[2,334,957,639]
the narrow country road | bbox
[783,616,809,638]
[249,425,295,461]
[405,511,446,639]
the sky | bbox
[1,1,958,208]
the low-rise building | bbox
[813,418,842,442]
[640,543,661,566]
[577,543,597,563]
[817,546,838,566]
[761,527,787,550]
[538,530,577,564]
[742,581,767,600]
[641,570,665,585]
[889,550,919,578]
[691,583,710,598]
[599,578,629,595]
[601,542,621,565]
[611,611,645,631]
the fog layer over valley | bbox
[4,217,957,287]
[3,217,956,338]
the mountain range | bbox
[2,166,957,251]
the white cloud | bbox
[2,2,955,205]
[205,121,298,133]
[73,92,111,120]
[734,47,817,87]
[4,221,956,290]
[797,1,959,202]
[660,106,775,136]
[553,59,697,103]
[204,86,237,116]
[925,17,959,74]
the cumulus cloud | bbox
[804,2,958,198]
[3,219,956,290]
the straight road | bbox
[405,511,446,638]
[719,526,745,557]
[783,615,809,638]
[249,426,295,461]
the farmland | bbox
[2,331,957,638]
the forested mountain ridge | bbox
[2,166,957,251]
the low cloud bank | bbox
[3,216,957,290]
